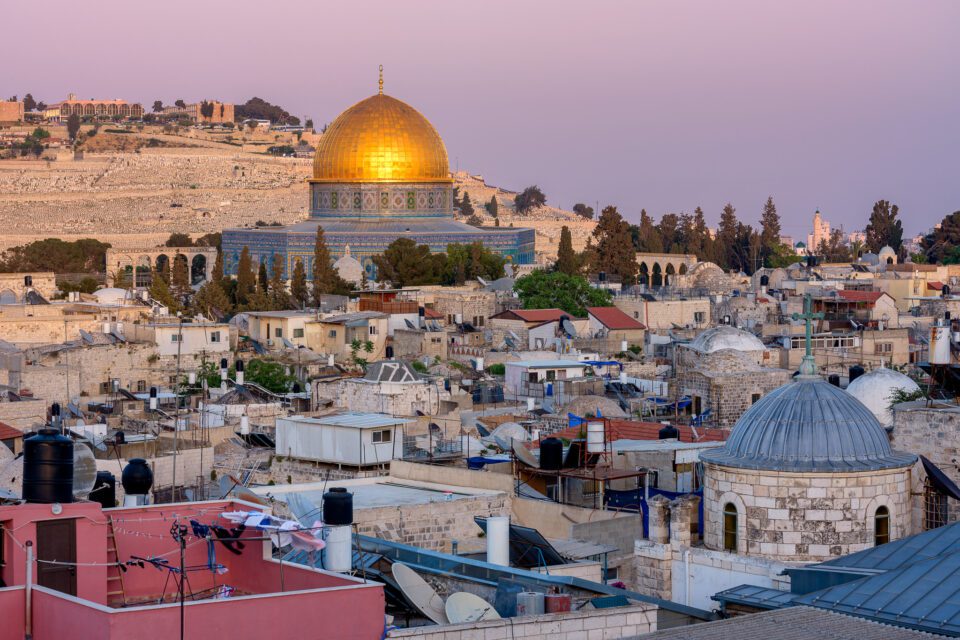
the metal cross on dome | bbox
[792,294,824,375]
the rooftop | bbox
[505,359,587,369]
[283,412,413,429]
[586,306,646,330]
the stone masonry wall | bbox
[703,463,912,561]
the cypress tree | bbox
[235,246,256,306]
[556,225,579,275]
[269,253,291,309]
[290,258,309,308]
[311,227,350,301]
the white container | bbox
[328,354,335,367]
[323,525,352,572]
[527,398,535,411]
[486,516,510,566]
[475,357,484,371]
[587,421,605,453]
[930,325,951,365]
[621,340,628,352]
[619,371,628,384]
[239,415,250,435]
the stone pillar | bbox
[647,495,671,543]
[670,494,701,549]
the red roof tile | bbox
[587,307,646,330]
[836,290,885,303]
[423,307,444,319]
[493,309,572,323]
[0,422,22,441]
[929,281,945,291]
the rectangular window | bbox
[136,380,146,393]
[372,429,392,444]
[751,393,761,404]
[210,331,221,343]
[546,370,557,381]
[275,328,282,338]
[723,504,738,551]
[368,325,378,336]
[694,312,705,324]
[328,330,337,338]
[293,328,304,338]
[924,480,948,530]
[171,334,181,342]
[874,342,893,355]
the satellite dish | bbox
[512,439,540,469]
[477,277,489,287]
[508,330,521,342]
[505,336,517,349]
[0,454,23,498]
[72,442,97,499]
[445,592,501,623]
[392,562,449,624]
[404,318,417,330]
[561,318,578,338]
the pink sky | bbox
[5,0,958,237]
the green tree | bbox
[572,203,594,220]
[443,242,505,285]
[235,246,256,306]
[212,249,224,284]
[922,211,960,263]
[631,209,663,253]
[716,203,740,270]
[514,270,612,317]
[67,113,81,140]
[759,196,782,267]
[149,269,179,313]
[485,196,499,218]
[656,213,681,253]
[171,254,190,296]
[0,238,110,273]
[555,225,579,275]
[865,200,904,253]
[459,192,475,217]
[174,99,186,109]
[590,206,639,283]
[22,94,37,112]
[290,258,309,308]
[466,214,484,227]
[164,232,193,247]
[515,185,546,214]
[311,227,351,300]
[257,261,269,295]
[152,100,164,113]
[269,253,291,309]
[372,238,446,288]
[816,229,851,263]
[242,359,296,393]
[191,280,231,319]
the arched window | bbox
[723,503,738,551]
[874,506,890,545]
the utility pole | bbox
[171,313,184,502]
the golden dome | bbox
[312,93,451,183]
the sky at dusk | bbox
[5,0,958,237]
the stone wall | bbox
[0,399,46,430]
[679,361,791,428]
[703,463,913,561]
[892,402,960,530]
[386,604,657,640]
[614,298,711,332]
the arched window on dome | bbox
[874,506,890,545]
[723,503,738,552]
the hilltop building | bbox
[806,209,831,252]
[53,94,144,120]
[221,74,535,281]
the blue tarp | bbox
[605,488,704,538]
[467,456,512,470]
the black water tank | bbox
[23,428,74,504]
[828,374,841,387]
[540,437,564,471]
[220,357,228,371]
[385,345,394,359]
[323,487,353,525]
[760,275,770,287]
[944,285,951,297]
[849,364,865,383]
[114,430,125,445]
[658,424,680,440]
[90,471,116,509]
[121,458,154,496]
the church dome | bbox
[846,366,920,426]
[687,325,765,354]
[312,93,450,184]
[700,377,917,472]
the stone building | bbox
[55,94,144,119]
[700,372,916,561]
[0,101,25,124]
[324,360,451,416]
[0,272,56,303]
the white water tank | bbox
[323,525,352,572]
[486,516,510,566]
[475,357,484,371]
[328,354,335,367]
[239,415,250,435]
[586,421,605,453]
[930,323,951,365]
[527,398,535,411]
[621,340,628,352]
[619,371,628,384]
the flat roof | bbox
[282,412,413,429]
[253,477,501,509]
[245,310,315,318]
[505,360,587,369]
[611,439,725,453]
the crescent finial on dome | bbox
[379,65,383,96]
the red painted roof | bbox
[836,290,885,303]
[587,307,646,330]
[493,309,572,323]
[929,281,945,291]
[0,422,22,441]
[423,307,444,319]
[548,419,729,444]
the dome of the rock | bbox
[312,93,450,184]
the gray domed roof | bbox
[700,377,916,472]
[687,325,765,354]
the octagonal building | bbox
[700,373,917,561]
[222,84,535,281]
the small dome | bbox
[701,377,917,472]
[687,325,765,354]
[846,367,920,426]
[312,93,450,184]
[333,246,364,285]
[92,288,131,305]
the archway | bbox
[0,289,17,305]
[639,262,649,286]
[679,263,688,276]
[155,254,170,282]
[652,263,663,288]
[173,254,190,288]
[191,254,207,285]
[665,263,676,286]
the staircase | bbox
[105,516,127,607]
